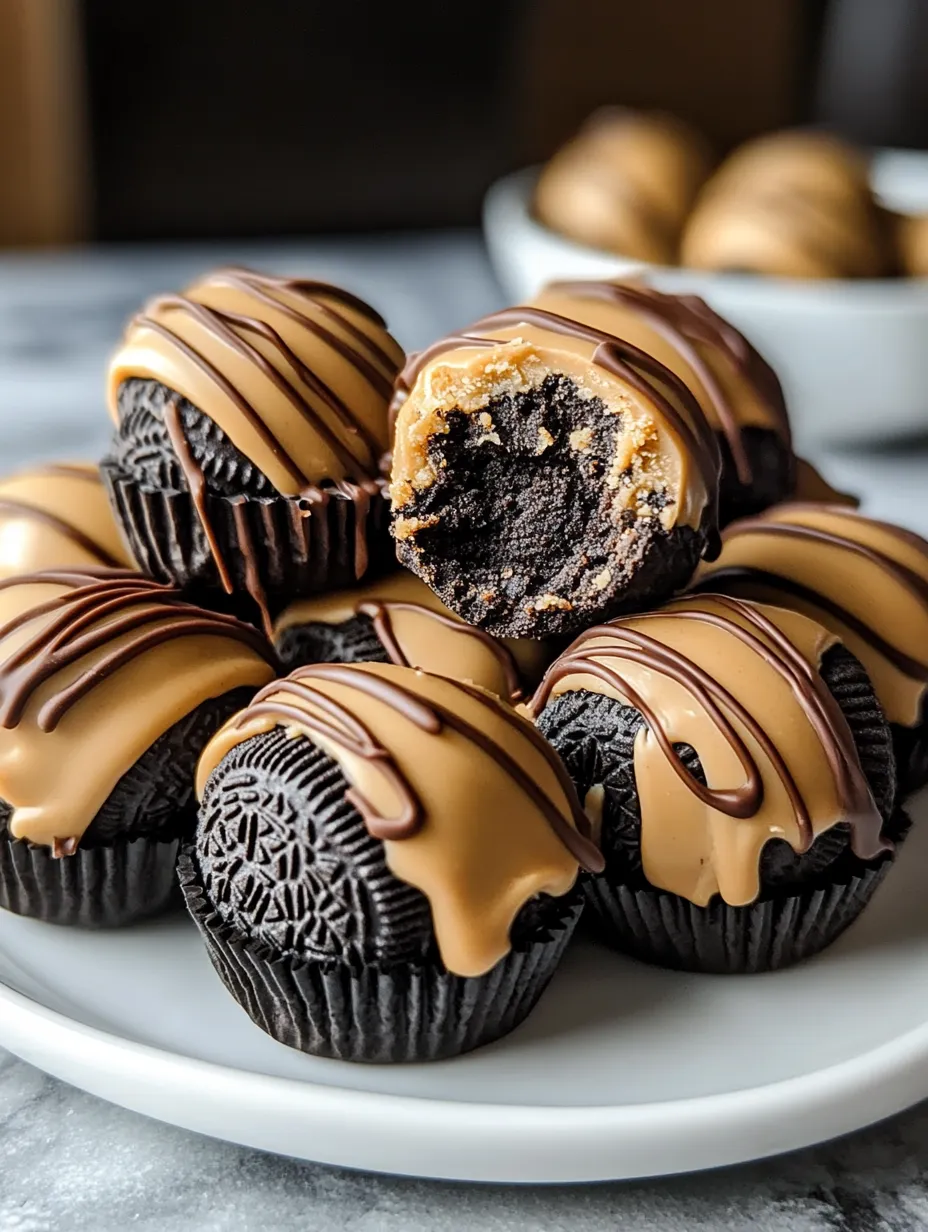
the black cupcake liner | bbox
[100,463,394,617]
[892,719,928,798]
[583,811,909,975]
[0,833,181,928]
[178,851,582,1063]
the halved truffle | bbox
[391,304,722,638]
[534,280,795,523]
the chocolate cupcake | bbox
[531,594,898,973]
[0,569,276,927]
[273,569,552,702]
[391,303,722,639]
[101,267,404,633]
[534,281,795,524]
[695,502,928,795]
[0,462,134,577]
[182,662,602,1062]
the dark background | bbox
[80,0,928,241]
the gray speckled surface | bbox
[2,234,928,1232]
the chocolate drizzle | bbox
[355,599,524,702]
[700,505,928,688]
[545,280,789,484]
[133,270,396,487]
[532,594,887,875]
[0,570,276,734]
[231,664,603,870]
[393,306,721,535]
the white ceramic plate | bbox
[1,799,927,1184]
[482,152,928,448]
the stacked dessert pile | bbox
[0,267,922,1063]
[535,111,928,279]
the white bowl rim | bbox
[488,166,928,311]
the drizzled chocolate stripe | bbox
[134,312,307,490]
[0,498,123,568]
[701,508,928,684]
[355,598,524,703]
[393,307,722,524]
[532,596,887,864]
[545,281,790,484]
[722,511,928,608]
[235,664,603,870]
[208,268,399,402]
[0,572,276,733]
[151,295,376,476]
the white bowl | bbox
[482,154,928,448]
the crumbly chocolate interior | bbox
[275,614,389,674]
[107,378,273,497]
[535,645,895,895]
[196,726,573,969]
[395,374,706,639]
[0,686,255,850]
[717,427,796,525]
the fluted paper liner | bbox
[101,464,393,614]
[0,834,180,928]
[585,809,910,974]
[178,851,582,1063]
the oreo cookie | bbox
[0,569,276,927]
[101,267,404,634]
[532,594,899,973]
[183,662,601,1062]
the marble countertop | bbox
[2,234,928,1232]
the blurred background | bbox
[1,0,926,247]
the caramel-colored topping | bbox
[532,594,885,907]
[0,463,133,577]
[0,570,275,849]
[198,663,600,976]
[792,458,859,508]
[896,213,928,277]
[535,281,788,484]
[391,304,720,537]
[696,503,928,726]
[534,109,711,261]
[274,571,549,702]
[681,134,887,280]
[705,132,873,207]
[108,267,404,494]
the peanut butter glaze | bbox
[197,662,602,977]
[109,268,403,491]
[391,303,721,539]
[536,281,789,485]
[0,464,133,577]
[531,594,886,906]
[274,571,549,702]
[0,569,276,850]
[107,268,402,628]
[695,503,928,726]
